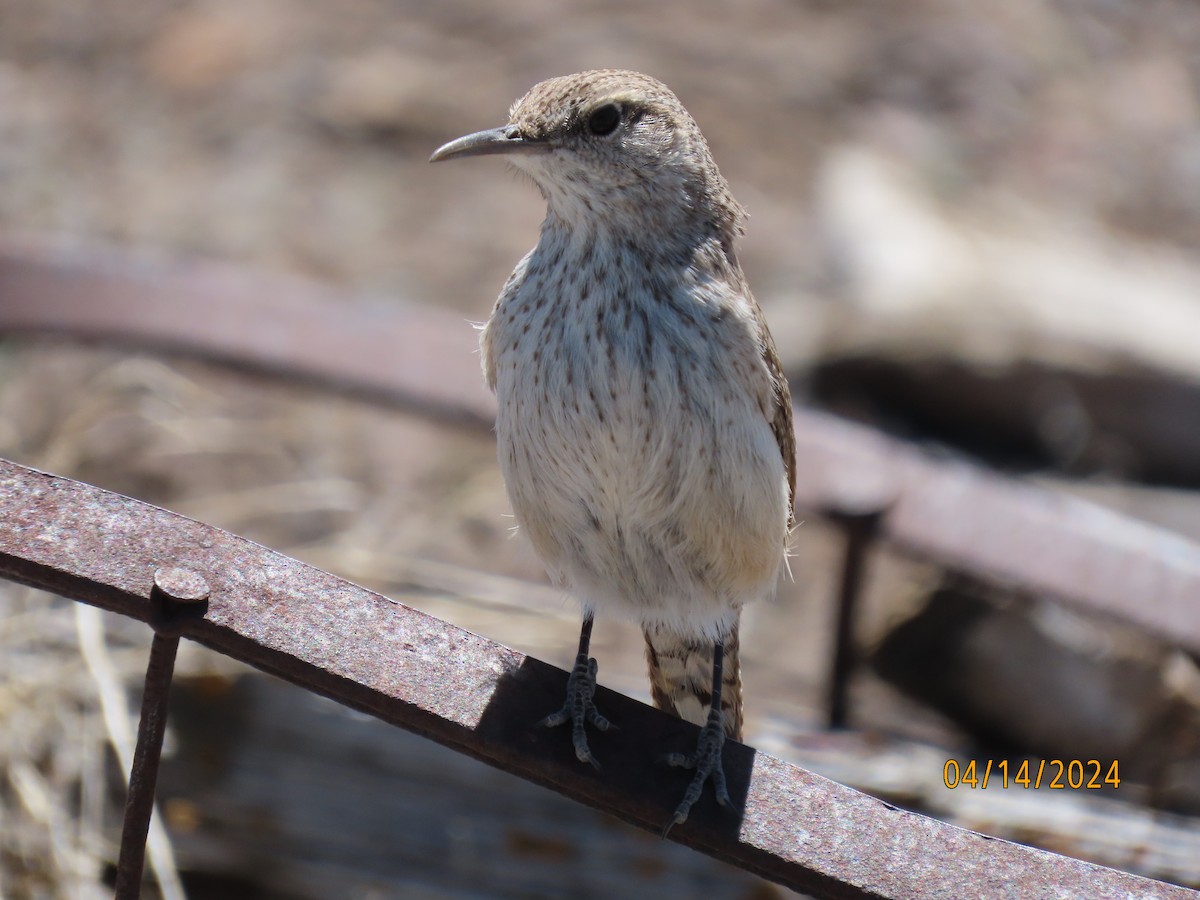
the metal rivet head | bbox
[152,566,210,604]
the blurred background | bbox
[2,0,1200,896]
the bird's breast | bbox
[487,254,774,512]
[483,247,789,618]
[492,270,710,458]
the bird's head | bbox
[431,70,745,241]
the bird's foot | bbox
[539,653,614,769]
[661,710,732,835]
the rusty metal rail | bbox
[791,411,1200,657]
[0,234,495,427]
[1,458,1192,899]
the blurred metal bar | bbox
[0,234,495,427]
[4,236,1200,656]
[1,458,1191,899]
[824,508,884,729]
[791,411,1200,655]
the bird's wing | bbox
[752,299,796,524]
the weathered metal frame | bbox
[1,459,1192,899]
[2,236,1200,896]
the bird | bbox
[430,69,795,830]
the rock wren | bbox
[431,70,795,829]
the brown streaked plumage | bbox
[432,70,795,829]
[645,625,744,740]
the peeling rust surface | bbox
[0,458,1193,898]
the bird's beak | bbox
[429,125,550,163]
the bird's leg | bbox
[539,613,614,769]
[662,641,733,834]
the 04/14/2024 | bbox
[943,758,1121,790]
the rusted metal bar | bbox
[0,459,1192,899]
[825,508,884,730]
[112,568,210,899]
[5,237,1200,656]
[113,631,178,900]
[0,234,495,427]
[790,412,1200,656]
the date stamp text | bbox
[942,758,1120,790]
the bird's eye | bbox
[586,103,621,136]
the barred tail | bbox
[643,619,743,741]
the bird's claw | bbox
[540,654,613,769]
[661,711,732,836]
